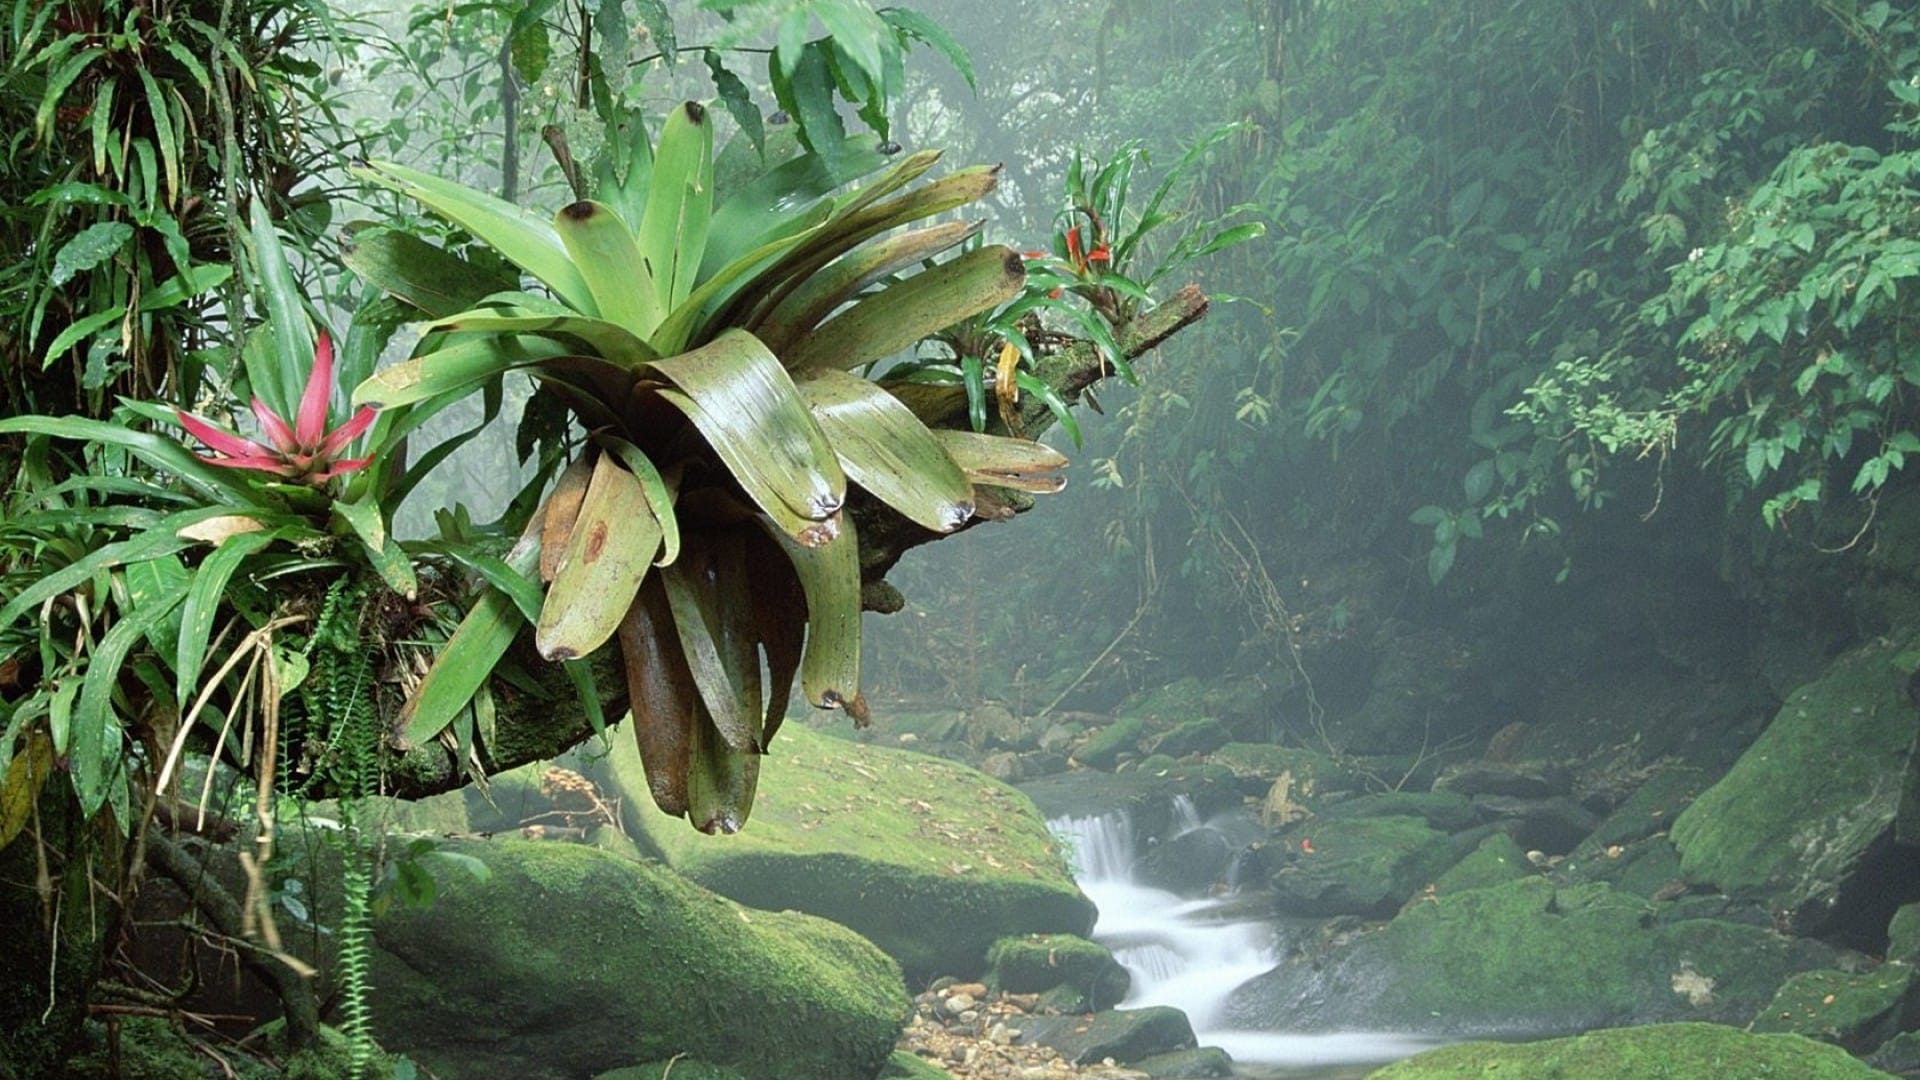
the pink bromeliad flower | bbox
[175,331,376,487]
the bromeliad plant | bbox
[351,102,1071,833]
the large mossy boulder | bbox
[609,723,1094,985]
[1669,633,1920,943]
[1268,815,1472,917]
[1227,876,1838,1035]
[987,933,1130,1010]
[1368,1021,1888,1079]
[1012,1006,1197,1065]
[370,838,908,1080]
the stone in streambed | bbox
[1369,1021,1887,1079]
[1748,963,1917,1052]
[1013,1006,1197,1065]
[1132,1046,1235,1078]
[987,933,1130,1010]
[1268,815,1475,917]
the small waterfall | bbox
[1052,804,1442,1075]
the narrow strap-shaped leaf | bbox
[0,504,229,629]
[332,494,418,599]
[593,435,681,566]
[534,452,664,660]
[648,330,845,540]
[554,200,661,340]
[764,516,861,711]
[650,200,835,356]
[538,455,595,583]
[398,587,523,747]
[743,527,804,746]
[247,199,311,420]
[619,575,697,816]
[75,577,189,815]
[785,245,1027,372]
[356,159,598,316]
[756,219,984,355]
[798,369,973,532]
[685,697,759,835]
[175,528,282,709]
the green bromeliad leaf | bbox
[649,330,845,543]
[784,245,1026,372]
[797,368,973,532]
[535,452,667,661]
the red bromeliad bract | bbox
[175,331,377,487]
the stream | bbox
[1050,799,1441,1079]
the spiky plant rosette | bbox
[351,103,1069,833]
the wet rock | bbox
[1370,1022,1887,1079]
[1074,717,1147,770]
[1268,815,1473,917]
[1134,826,1235,897]
[1749,964,1918,1052]
[1147,718,1231,759]
[968,705,1032,751]
[1227,876,1841,1035]
[1869,1029,1920,1076]
[1131,1046,1234,1078]
[982,752,1026,783]
[1038,722,1084,754]
[595,1063,746,1080]
[1013,1007,1198,1065]
[1207,743,1360,803]
[1020,771,1243,831]
[1472,794,1599,853]
[1314,790,1478,832]
[1432,760,1572,799]
[988,934,1130,1011]
[1891,902,1920,963]
[1670,634,1920,945]
[1430,832,1532,895]
[371,839,907,1080]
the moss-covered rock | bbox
[1315,791,1478,832]
[609,723,1094,984]
[1430,832,1532,896]
[370,838,908,1080]
[1868,1028,1920,1075]
[1227,876,1839,1035]
[1075,715,1148,770]
[593,1065,746,1080]
[1367,1021,1888,1079]
[1670,633,1920,941]
[1269,816,1471,917]
[1208,743,1360,802]
[1149,718,1232,759]
[987,934,1130,1009]
[1749,964,1916,1051]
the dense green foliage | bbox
[872,0,1920,711]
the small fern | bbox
[300,577,382,1078]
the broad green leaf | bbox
[351,334,570,410]
[0,415,254,504]
[879,7,975,89]
[785,245,1026,372]
[660,534,761,754]
[593,436,681,566]
[930,429,1068,493]
[649,330,845,541]
[50,222,132,288]
[333,494,417,599]
[40,306,124,368]
[685,698,758,835]
[798,369,973,531]
[425,308,659,371]
[699,135,891,277]
[535,452,665,661]
[342,227,518,319]
[33,45,104,140]
[0,731,55,850]
[357,159,598,316]
[765,516,861,711]
[554,200,662,340]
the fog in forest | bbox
[6,2,1920,1079]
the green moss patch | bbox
[371,839,907,1080]
[987,933,1130,1008]
[1749,964,1916,1051]
[1370,1022,1887,1079]
[612,723,1094,984]
[1269,815,1469,916]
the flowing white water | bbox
[1051,804,1441,1074]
